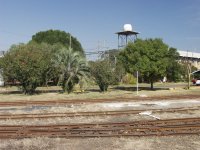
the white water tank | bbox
[123,24,133,31]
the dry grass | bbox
[0,83,199,102]
[0,84,199,102]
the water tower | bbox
[116,24,139,49]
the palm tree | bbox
[54,47,89,93]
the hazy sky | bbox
[1,0,200,54]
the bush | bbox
[90,60,117,92]
[53,48,89,93]
[122,73,136,84]
[0,43,56,94]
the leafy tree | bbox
[114,61,126,83]
[193,69,200,79]
[179,62,198,88]
[101,49,125,83]
[122,73,136,84]
[90,60,117,92]
[53,47,89,93]
[102,49,119,66]
[166,47,182,82]
[0,43,56,94]
[31,29,84,54]
[119,38,169,90]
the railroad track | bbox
[0,117,200,138]
[0,106,199,120]
[0,95,199,106]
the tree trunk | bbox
[188,73,191,89]
[150,81,154,90]
[187,63,191,89]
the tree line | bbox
[0,30,195,94]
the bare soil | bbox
[0,85,200,149]
[0,135,200,150]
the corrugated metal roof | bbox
[178,50,200,59]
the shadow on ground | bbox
[112,86,169,91]
[0,89,63,95]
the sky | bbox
[1,0,200,58]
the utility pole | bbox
[186,50,191,89]
[136,71,139,95]
[69,35,72,49]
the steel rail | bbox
[0,106,199,120]
[0,117,200,138]
[0,95,199,106]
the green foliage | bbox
[119,38,169,89]
[53,47,89,93]
[0,43,56,94]
[122,73,136,84]
[166,47,182,82]
[103,49,119,66]
[113,62,126,83]
[103,49,126,82]
[90,60,118,92]
[180,63,198,81]
[31,29,84,54]
[193,71,200,79]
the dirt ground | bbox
[0,99,200,125]
[0,98,199,150]
[0,135,200,150]
[0,85,200,149]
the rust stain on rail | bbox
[0,95,199,107]
[0,117,200,138]
[0,106,199,120]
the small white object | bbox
[139,111,152,115]
[139,111,160,120]
[0,81,4,86]
[123,24,133,31]
[0,73,4,87]
[196,80,200,85]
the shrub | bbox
[90,60,117,92]
[0,43,56,94]
[122,73,136,84]
[53,48,89,93]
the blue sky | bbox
[1,0,200,55]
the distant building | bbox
[178,50,200,69]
